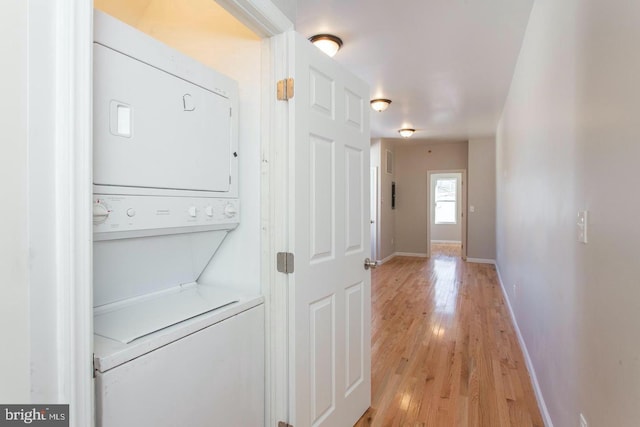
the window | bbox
[434,178,457,224]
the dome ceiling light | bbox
[398,128,416,138]
[370,98,392,112]
[309,34,343,57]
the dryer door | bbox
[94,43,232,193]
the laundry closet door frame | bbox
[56,1,292,426]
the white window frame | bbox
[434,177,458,225]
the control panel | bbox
[93,195,239,234]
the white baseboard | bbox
[377,252,430,264]
[430,240,461,244]
[466,258,496,264]
[394,252,428,258]
[495,264,554,427]
[378,253,396,265]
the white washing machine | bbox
[92,11,264,427]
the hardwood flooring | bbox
[354,243,544,427]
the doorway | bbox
[370,166,379,261]
[427,170,467,259]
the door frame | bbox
[426,169,467,260]
[56,1,292,426]
[370,166,380,261]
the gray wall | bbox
[0,0,29,402]
[273,0,296,23]
[370,139,396,261]
[497,0,640,425]
[394,140,468,255]
[467,138,496,260]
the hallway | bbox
[355,244,544,426]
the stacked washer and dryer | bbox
[92,11,264,427]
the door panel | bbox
[290,31,371,427]
[310,296,335,425]
[310,67,335,117]
[310,135,335,263]
[345,282,364,394]
[344,89,364,131]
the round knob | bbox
[364,258,378,270]
[93,202,110,225]
[223,203,237,218]
[188,206,198,217]
[126,208,136,217]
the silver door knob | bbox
[364,258,378,270]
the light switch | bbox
[469,205,475,213]
[577,210,588,243]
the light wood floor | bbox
[355,243,544,427]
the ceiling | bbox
[295,0,534,140]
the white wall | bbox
[497,0,640,425]
[467,138,496,260]
[0,0,30,402]
[95,0,264,295]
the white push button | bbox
[188,206,198,217]
[205,206,214,217]
[126,208,136,217]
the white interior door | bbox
[289,31,371,427]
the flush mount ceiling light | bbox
[398,128,416,138]
[370,99,392,112]
[309,34,343,57]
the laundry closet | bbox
[91,1,265,425]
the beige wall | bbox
[370,139,396,261]
[497,0,640,425]
[394,140,468,255]
[0,0,30,402]
[467,138,496,260]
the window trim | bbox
[434,177,458,225]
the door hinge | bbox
[277,78,294,101]
[278,422,293,427]
[277,252,295,274]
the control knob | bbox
[224,203,237,218]
[93,202,110,225]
